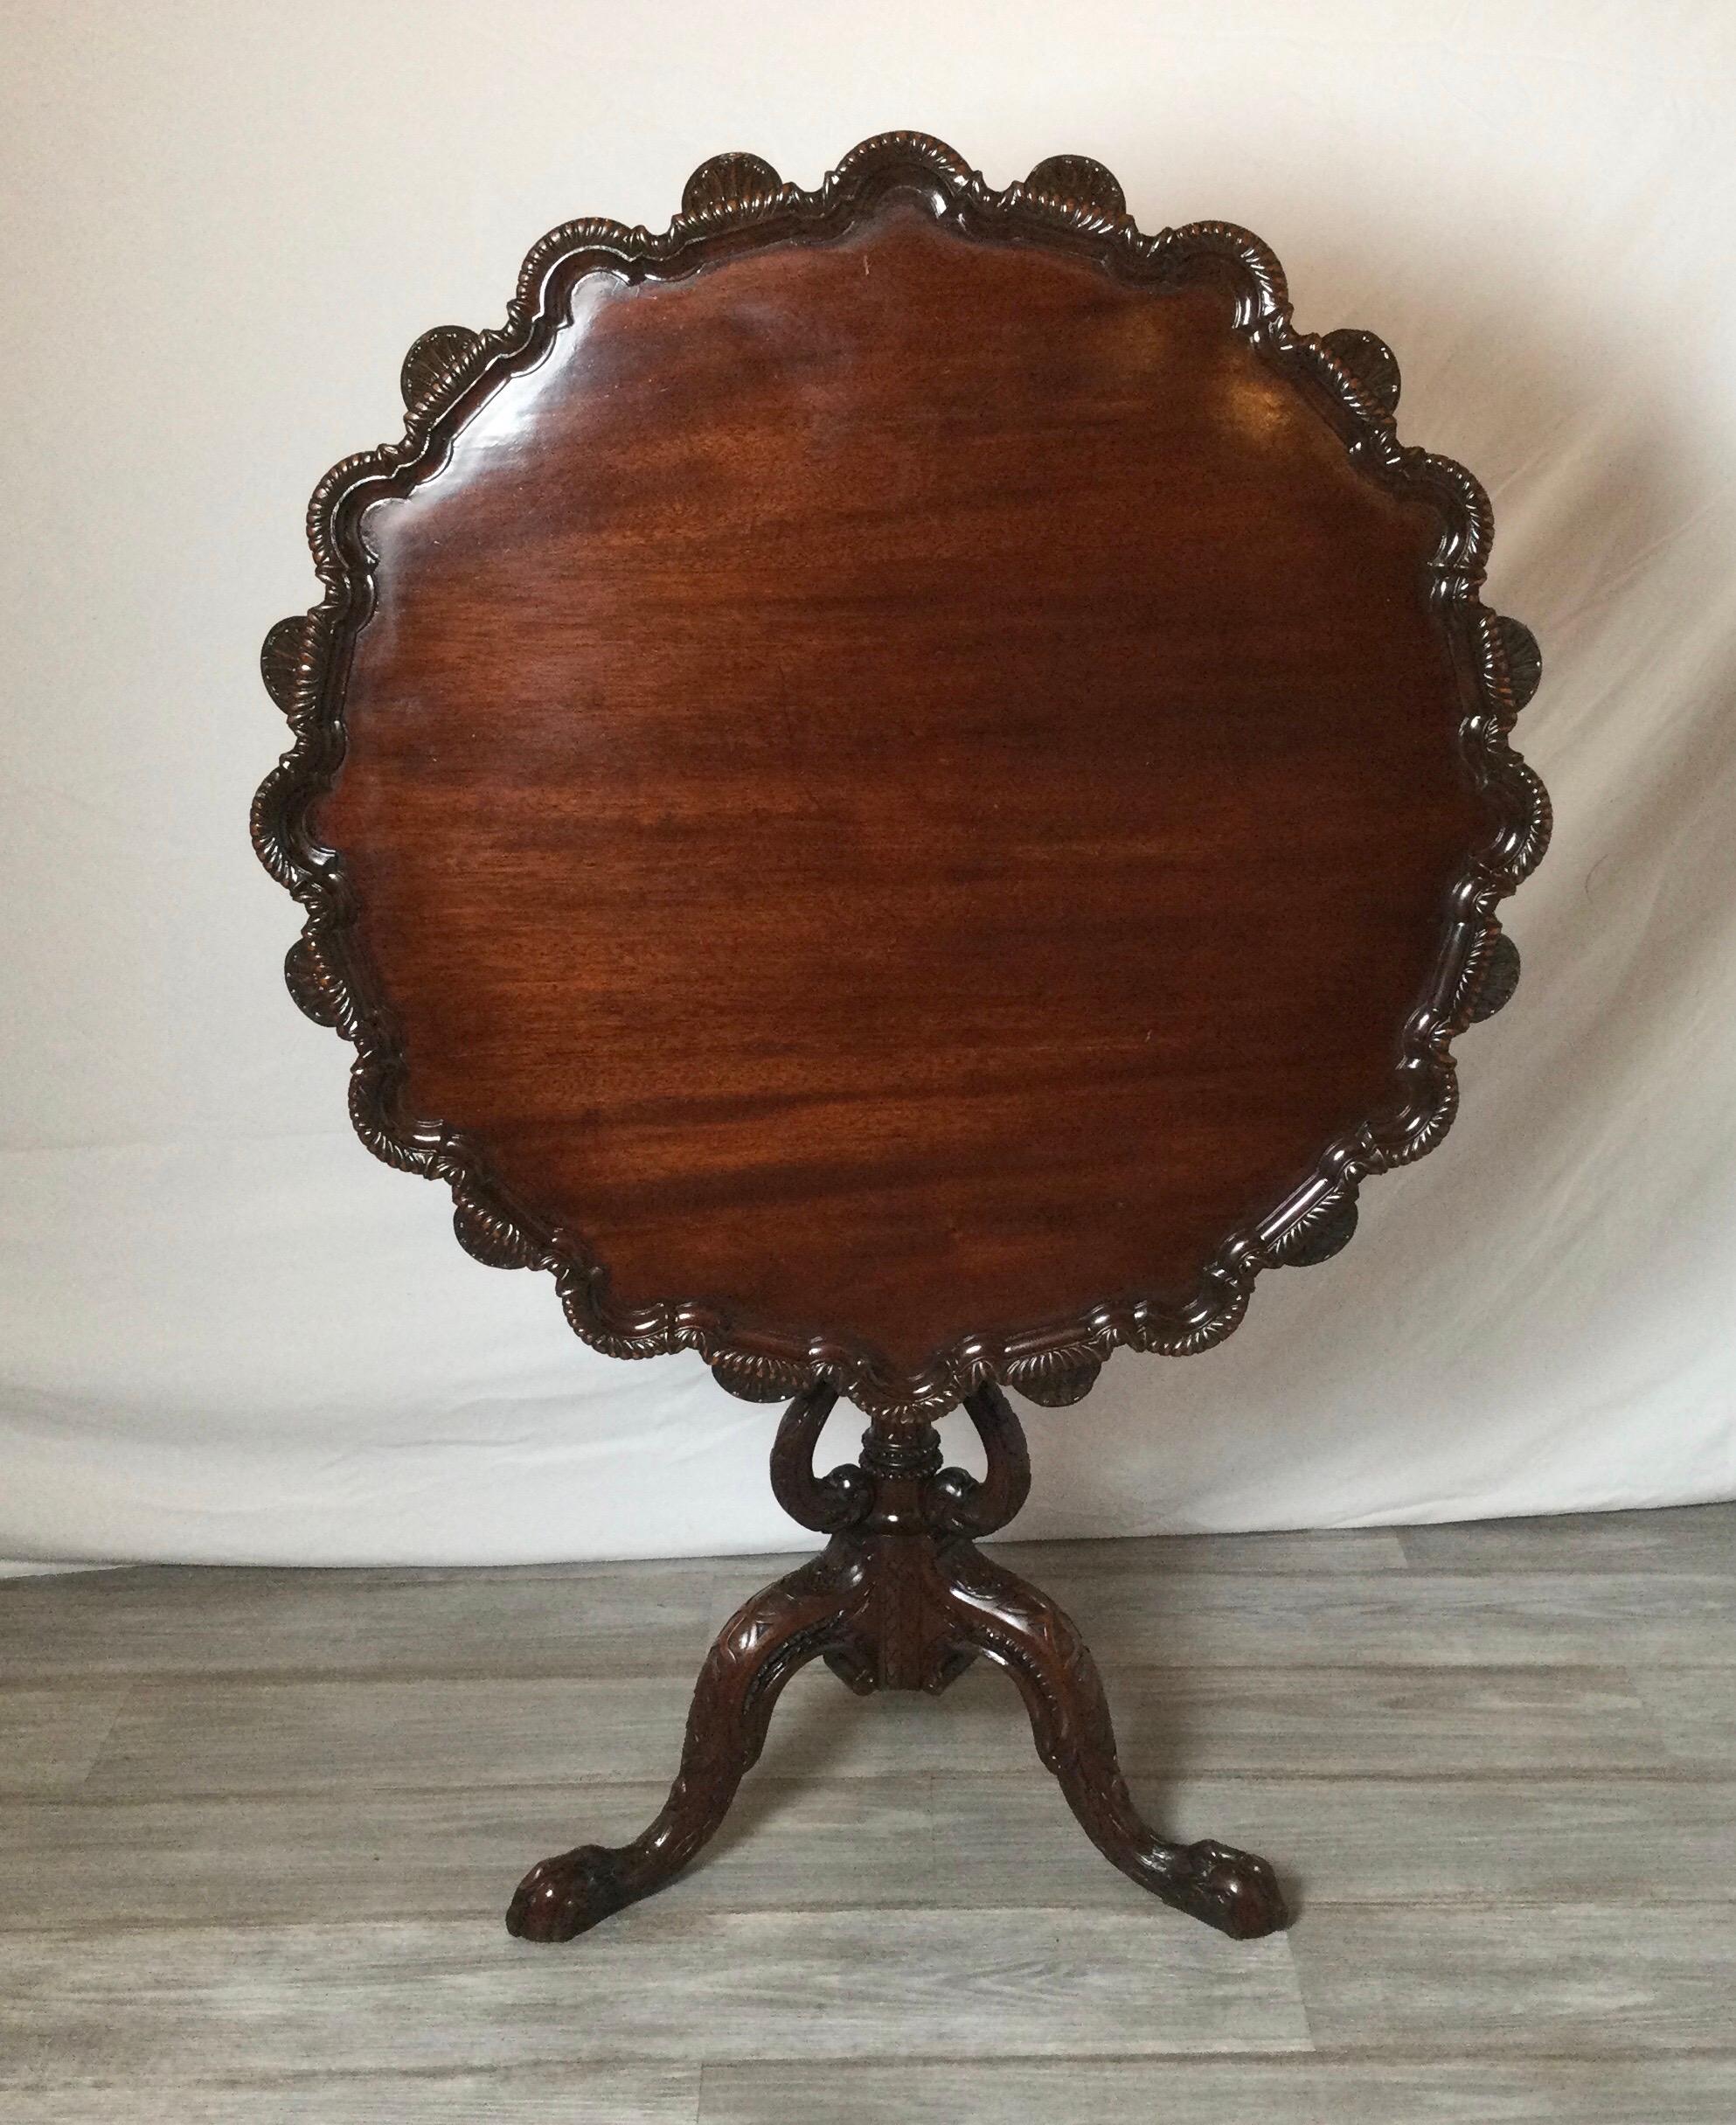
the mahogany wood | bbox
[253,136,1549,1950]
[255,133,1548,1420]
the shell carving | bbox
[710,1354,798,1405]
[1022,154,1128,231]
[260,614,315,719]
[680,152,782,226]
[1495,615,1543,712]
[453,1193,542,1271]
[1321,328,1401,414]
[1469,933,1523,1023]
[1278,1197,1359,1267]
[399,324,483,413]
[1007,1352,1105,1408]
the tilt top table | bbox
[254,134,1549,1947]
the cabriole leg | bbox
[506,1540,866,1940]
[938,1542,1288,1940]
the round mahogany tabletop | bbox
[256,135,1547,1420]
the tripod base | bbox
[506,1384,1288,1944]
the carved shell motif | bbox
[1469,933,1523,1022]
[1276,1196,1359,1268]
[681,153,783,226]
[452,1191,544,1272]
[709,1353,796,1405]
[399,325,484,413]
[1019,154,1128,233]
[1495,615,1543,712]
[1321,327,1401,414]
[282,935,344,1031]
[1005,1351,1105,1408]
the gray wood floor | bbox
[3,1503,1733,2122]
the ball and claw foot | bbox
[1163,1838,1288,1940]
[505,1845,632,1942]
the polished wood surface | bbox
[267,137,1545,1410]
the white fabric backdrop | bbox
[3,0,1733,1567]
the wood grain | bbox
[1292,1904,1736,2053]
[0,1779,938,1931]
[77,1657,1667,1800]
[259,135,1546,1416]
[1397,1502,1736,1573]
[324,199,1478,1385]
[0,2069,699,2125]
[11,1507,1736,2115]
[1008,1567,1736,1669]
[1632,1664,1736,1767]
[0,1685,126,1794]
[22,1769,1730,1934]
[0,1912,1308,2076]
[699,2058,1736,2125]
[0,1562,715,1683]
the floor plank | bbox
[77,1657,1668,1800]
[7,1510,1734,2117]
[1087,1663,1669,1776]
[0,2067,699,2123]
[699,2056,1736,2125]
[1632,1665,1736,1767]
[0,1684,128,1795]
[709,1558,1736,1668]
[931,1770,1736,1911]
[0,1564,715,1683]
[13,1764,1727,1934]
[1397,1501,1736,1574]
[1292,1902,1736,2053]
[956,1567,1736,1670]
[0,1911,1308,2078]
[81,1673,719,1797]
[0,1777,940,1930]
